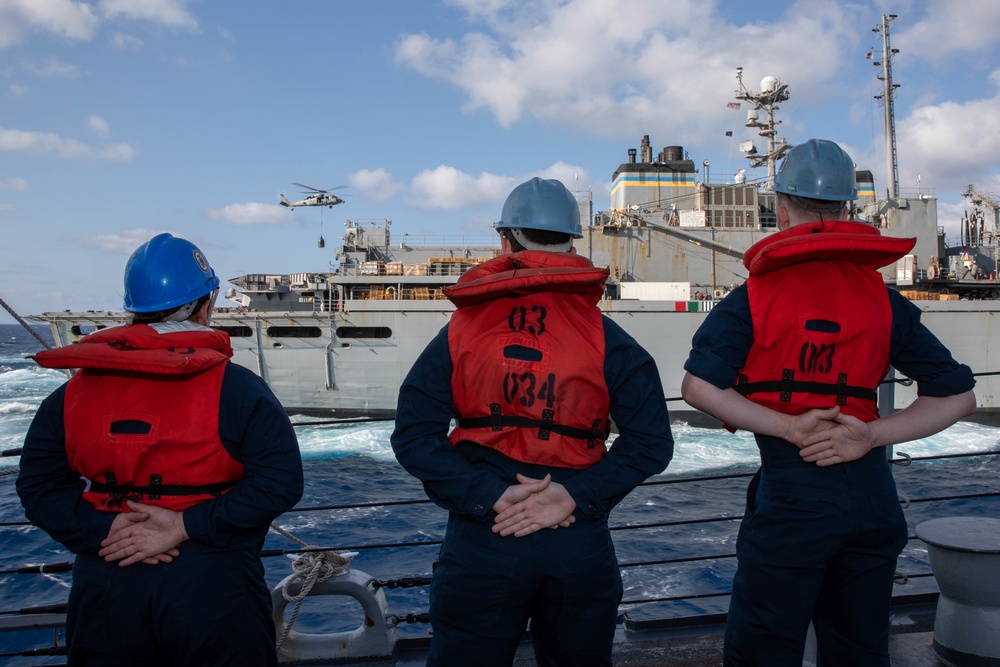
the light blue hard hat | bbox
[123,233,220,313]
[496,177,583,238]
[773,139,858,202]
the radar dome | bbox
[760,76,778,92]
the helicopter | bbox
[279,183,346,209]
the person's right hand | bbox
[783,406,841,448]
[99,501,186,567]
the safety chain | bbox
[370,575,433,590]
[385,611,431,627]
[269,523,354,650]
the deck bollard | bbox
[915,516,1000,667]
[271,567,397,663]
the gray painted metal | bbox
[916,517,1000,666]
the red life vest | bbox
[737,220,916,423]
[444,251,612,469]
[32,325,245,512]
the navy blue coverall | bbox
[17,362,304,667]
[391,318,674,667]
[684,285,975,667]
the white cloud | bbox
[25,58,79,79]
[409,165,516,210]
[895,81,1000,197]
[0,0,98,48]
[0,0,198,49]
[408,162,590,211]
[81,228,171,253]
[896,0,1000,61]
[88,114,110,137]
[0,126,136,160]
[348,168,403,202]
[394,0,858,140]
[8,83,26,96]
[99,0,197,30]
[110,32,142,50]
[0,177,28,190]
[207,202,291,226]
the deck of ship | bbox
[354,594,943,666]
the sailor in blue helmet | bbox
[392,177,674,666]
[681,140,976,666]
[17,233,303,666]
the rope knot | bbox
[270,522,355,649]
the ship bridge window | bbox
[214,325,253,338]
[336,326,392,339]
[267,326,323,338]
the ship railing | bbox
[393,234,498,248]
[1,439,997,661]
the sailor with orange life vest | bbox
[681,139,976,667]
[17,234,303,666]
[391,177,674,667]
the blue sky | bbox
[2,0,999,323]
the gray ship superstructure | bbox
[32,151,1000,424]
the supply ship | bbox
[29,136,1000,423]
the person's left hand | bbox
[99,501,188,567]
[783,406,840,448]
[492,474,577,537]
[799,412,875,466]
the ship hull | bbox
[38,297,1000,424]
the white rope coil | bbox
[270,523,353,650]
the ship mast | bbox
[872,14,900,199]
[735,67,791,192]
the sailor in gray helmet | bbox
[681,139,976,666]
[392,177,673,667]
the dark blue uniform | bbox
[392,318,673,667]
[17,363,303,667]
[685,285,974,667]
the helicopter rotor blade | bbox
[292,182,324,193]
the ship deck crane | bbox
[961,184,1000,247]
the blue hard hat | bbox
[496,177,583,238]
[773,139,858,201]
[123,233,220,313]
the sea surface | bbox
[1,322,999,664]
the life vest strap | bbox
[735,372,876,403]
[458,412,605,448]
[89,477,238,497]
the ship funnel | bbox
[628,148,637,164]
[662,146,684,162]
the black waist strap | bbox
[90,472,238,499]
[458,404,606,448]
[735,370,877,405]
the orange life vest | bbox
[736,220,916,422]
[32,325,244,512]
[444,251,612,469]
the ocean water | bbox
[1,323,999,663]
